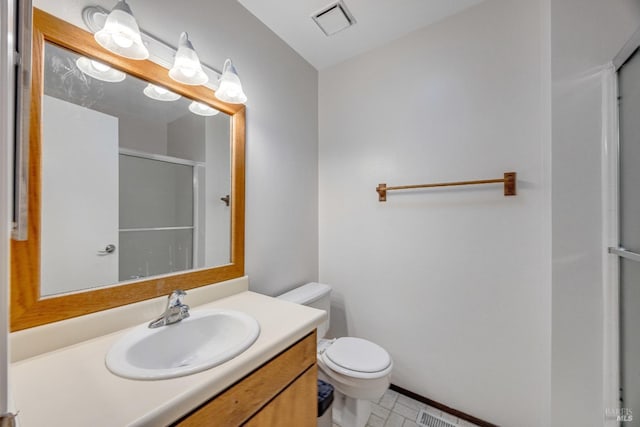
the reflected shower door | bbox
[119,153,195,281]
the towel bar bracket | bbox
[503,172,517,196]
[376,183,387,202]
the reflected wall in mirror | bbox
[41,42,231,296]
[11,9,245,331]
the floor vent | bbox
[416,409,458,427]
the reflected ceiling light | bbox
[189,101,219,116]
[75,57,126,82]
[94,0,149,60]
[143,83,181,101]
[215,59,247,104]
[169,32,208,86]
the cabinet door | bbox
[244,366,317,427]
[174,331,316,427]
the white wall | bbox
[167,113,204,161]
[319,1,551,425]
[119,115,168,155]
[550,0,640,426]
[34,0,319,296]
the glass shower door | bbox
[617,46,640,426]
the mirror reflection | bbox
[41,42,232,297]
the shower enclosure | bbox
[618,48,640,427]
[608,30,640,426]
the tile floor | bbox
[332,388,480,427]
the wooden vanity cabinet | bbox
[174,331,318,427]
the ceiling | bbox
[237,0,483,70]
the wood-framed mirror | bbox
[10,8,246,331]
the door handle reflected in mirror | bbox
[97,244,116,255]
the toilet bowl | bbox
[277,283,393,427]
[318,337,392,399]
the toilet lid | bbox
[323,337,391,374]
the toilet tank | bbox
[277,282,331,339]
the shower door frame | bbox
[604,25,640,426]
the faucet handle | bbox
[148,290,189,328]
[168,289,187,308]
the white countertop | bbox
[10,290,325,427]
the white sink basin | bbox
[106,309,260,380]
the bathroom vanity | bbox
[9,278,325,426]
[175,332,317,426]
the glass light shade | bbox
[75,57,126,82]
[215,59,247,104]
[169,32,208,86]
[94,0,149,60]
[143,83,181,101]
[189,101,219,116]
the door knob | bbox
[97,244,116,255]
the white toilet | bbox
[278,282,393,427]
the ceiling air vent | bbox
[312,0,356,37]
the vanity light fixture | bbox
[169,32,209,86]
[82,5,248,103]
[215,59,247,104]
[143,83,181,101]
[189,101,219,116]
[94,0,149,60]
[75,57,126,82]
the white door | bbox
[40,95,119,296]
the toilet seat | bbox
[320,337,392,379]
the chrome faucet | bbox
[149,290,190,328]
